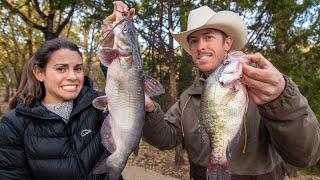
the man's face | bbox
[188,29,232,76]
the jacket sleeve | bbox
[258,75,320,167]
[0,112,32,179]
[142,101,183,150]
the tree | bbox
[0,0,77,40]
[0,8,43,100]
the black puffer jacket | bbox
[0,78,116,180]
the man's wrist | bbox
[145,101,156,112]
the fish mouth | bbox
[219,78,239,87]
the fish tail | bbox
[133,143,140,156]
[108,166,122,180]
[207,156,231,180]
[207,167,231,180]
[93,156,123,180]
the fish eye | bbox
[123,24,128,32]
[223,60,230,66]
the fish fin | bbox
[133,138,142,156]
[101,115,116,153]
[207,166,231,180]
[143,75,165,97]
[98,47,119,67]
[93,156,122,180]
[93,159,108,174]
[175,143,185,165]
[207,156,231,180]
[92,96,108,111]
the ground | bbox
[123,140,190,180]
[122,140,320,180]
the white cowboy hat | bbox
[171,6,247,55]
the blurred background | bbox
[0,0,319,178]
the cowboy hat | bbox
[171,6,247,55]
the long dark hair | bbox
[9,38,82,109]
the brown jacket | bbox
[143,74,320,179]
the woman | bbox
[0,38,119,180]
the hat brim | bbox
[171,11,247,55]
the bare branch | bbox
[1,0,45,31]
[56,3,76,35]
[31,0,48,19]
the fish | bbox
[200,51,249,180]
[92,2,165,179]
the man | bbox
[143,5,320,180]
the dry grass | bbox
[127,140,190,179]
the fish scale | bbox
[200,51,249,180]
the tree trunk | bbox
[178,1,194,92]
[86,27,97,77]
[167,0,178,104]
[4,85,10,102]
[44,32,58,40]
[0,68,11,102]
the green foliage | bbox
[0,1,319,172]
[286,47,320,120]
[260,1,319,121]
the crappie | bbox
[92,2,164,180]
[200,51,249,180]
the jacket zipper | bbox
[66,123,88,180]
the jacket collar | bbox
[187,71,205,95]
[16,102,59,120]
[69,86,100,118]
[16,76,100,120]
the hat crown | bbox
[187,6,216,31]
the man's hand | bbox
[241,53,285,105]
[101,2,135,48]
[113,1,135,18]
